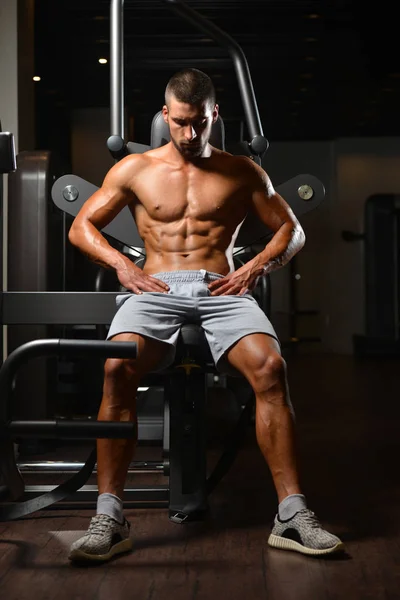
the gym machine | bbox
[0,0,325,523]
[343,194,400,356]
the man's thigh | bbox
[199,294,280,376]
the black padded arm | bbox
[51,173,324,249]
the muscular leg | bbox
[226,333,345,555]
[226,334,302,503]
[97,332,170,499]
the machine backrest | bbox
[150,110,226,150]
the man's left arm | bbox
[208,161,306,296]
[249,167,306,275]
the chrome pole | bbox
[110,0,125,137]
[18,460,164,474]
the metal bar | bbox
[57,338,137,358]
[40,500,169,510]
[2,291,118,325]
[21,484,169,504]
[162,0,263,141]
[110,0,125,137]
[9,419,136,440]
[18,460,164,474]
[108,0,263,141]
[0,338,136,425]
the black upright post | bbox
[0,122,4,368]
[0,172,3,368]
[0,125,17,367]
[166,368,208,523]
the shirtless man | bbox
[68,68,344,562]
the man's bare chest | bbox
[132,166,248,223]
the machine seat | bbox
[174,323,214,367]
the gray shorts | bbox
[107,269,279,377]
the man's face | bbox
[162,96,219,159]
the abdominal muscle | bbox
[143,246,232,276]
[139,220,235,276]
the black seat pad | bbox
[174,323,213,365]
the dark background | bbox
[33,0,400,162]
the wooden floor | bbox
[1,354,400,600]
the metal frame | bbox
[110,0,268,158]
[0,332,251,520]
[2,291,118,325]
[20,485,169,510]
[18,461,164,474]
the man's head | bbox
[163,68,219,159]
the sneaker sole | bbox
[268,534,345,556]
[68,537,133,563]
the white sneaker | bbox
[268,509,345,556]
[68,514,133,563]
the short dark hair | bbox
[165,68,216,107]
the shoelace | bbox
[88,515,118,536]
[298,510,320,529]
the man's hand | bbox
[208,262,264,296]
[117,263,170,295]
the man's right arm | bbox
[68,155,139,273]
[68,155,169,294]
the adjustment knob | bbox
[298,184,314,201]
[249,135,269,156]
[63,185,79,202]
[107,135,128,160]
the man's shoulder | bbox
[212,149,265,177]
[141,145,170,160]
[101,153,155,193]
[111,150,158,176]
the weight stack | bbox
[7,151,67,451]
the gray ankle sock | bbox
[278,494,307,520]
[96,493,124,524]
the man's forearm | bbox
[253,222,305,275]
[69,220,136,273]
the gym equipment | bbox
[0,129,16,173]
[343,194,400,356]
[0,0,326,523]
[7,151,68,439]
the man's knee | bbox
[249,352,287,396]
[104,358,140,386]
[101,359,140,417]
[265,353,287,379]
